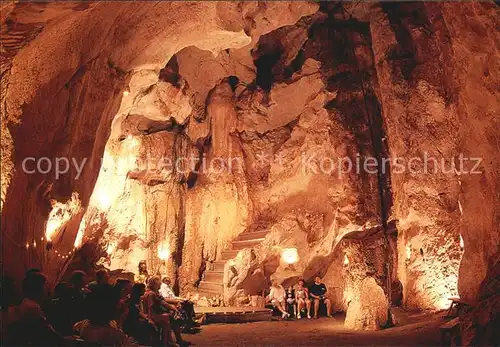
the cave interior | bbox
[1,0,499,341]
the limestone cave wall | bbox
[1,1,498,327]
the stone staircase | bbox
[196,230,268,299]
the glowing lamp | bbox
[96,190,112,210]
[343,254,349,266]
[459,234,464,250]
[107,244,115,255]
[158,244,170,261]
[282,248,299,265]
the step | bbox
[204,271,224,283]
[192,289,222,300]
[211,261,226,272]
[236,230,268,241]
[221,250,239,260]
[231,238,264,250]
[198,281,224,293]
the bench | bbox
[445,297,477,317]
[440,317,460,346]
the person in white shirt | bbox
[159,278,177,300]
[159,277,197,332]
[267,279,290,318]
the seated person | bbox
[143,276,188,346]
[123,283,159,346]
[6,272,66,346]
[88,268,110,291]
[266,279,290,319]
[74,284,134,346]
[160,277,196,331]
[114,279,133,329]
[45,281,75,336]
[68,270,90,325]
[285,285,296,317]
[295,279,311,319]
[309,276,332,318]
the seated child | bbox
[285,286,296,317]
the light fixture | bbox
[459,234,464,250]
[158,244,170,261]
[282,248,299,265]
[343,254,349,266]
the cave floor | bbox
[187,310,444,346]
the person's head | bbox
[22,272,48,302]
[95,269,109,285]
[271,279,279,287]
[131,283,146,302]
[114,278,132,299]
[298,279,305,288]
[1,275,19,310]
[70,270,88,290]
[87,284,118,326]
[138,260,148,273]
[162,277,171,285]
[147,276,161,292]
[53,282,72,299]
[314,276,322,284]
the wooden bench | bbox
[440,317,460,346]
[445,297,477,317]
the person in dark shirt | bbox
[309,276,332,318]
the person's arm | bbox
[159,297,178,312]
[310,287,319,299]
[267,287,274,302]
[145,294,154,317]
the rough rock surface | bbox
[344,277,389,330]
[1,2,499,336]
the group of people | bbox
[267,276,333,319]
[1,266,196,346]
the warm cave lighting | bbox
[158,244,170,261]
[126,134,139,148]
[74,219,86,248]
[406,245,411,260]
[344,254,349,266]
[45,193,81,241]
[96,190,112,210]
[107,244,115,255]
[282,248,299,265]
[123,87,130,96]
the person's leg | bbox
[297,299,304,317]
[313,298,320,318]
[152,314,174,346]
[275,301,286,314]
[275,300,289,318]
[324,298,332,317]
[171,320,186,345]
[306,299,311,318]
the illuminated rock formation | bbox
[1,1,498,334]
